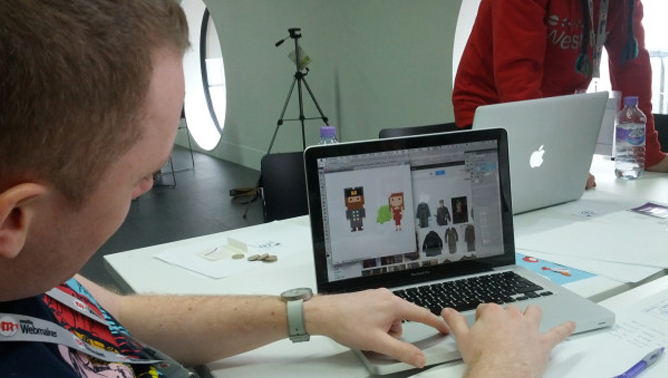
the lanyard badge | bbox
[2,285,199,378]
[586,0,610,78]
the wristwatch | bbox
[280,287,313,342]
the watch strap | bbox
[286,298,309,342]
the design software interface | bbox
[315,140,506,282]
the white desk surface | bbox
[590,155,668,203]
[104,203,623,301]
[104,157,667,298]
[512,156,668,301]
[102,156,668,378]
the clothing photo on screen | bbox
[452,196,469,224]
[436,199,452,226]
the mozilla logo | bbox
[546,14,572,28]
[546,14,586,50]
[0,316,19,337]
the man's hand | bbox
[586,173,596,189]
[305,288,449,368]
[646,155,668,172]
[442,304,575,378]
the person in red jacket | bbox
[453,0,668,180]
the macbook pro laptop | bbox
[303,129,614,375]
[472,92,609,214]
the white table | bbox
[105,157,666,298]
[590,155,668,203]
[513,156,668,300]
[103,156,668,378]
[105,216,315,296]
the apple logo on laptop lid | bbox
[529,145,545,168]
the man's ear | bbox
[0,183,47,259]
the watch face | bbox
[281,287,313,301]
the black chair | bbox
[653,113,668,152]
[378,122,460,139]
[260,152,309,222]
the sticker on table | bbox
[516,253,594,285]
[572,209,597,218]
[629,202,668,219]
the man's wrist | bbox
[280,288,313,342]
[302,295,327,337]
[463,357,536,378]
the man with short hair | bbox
[0,1,573,377]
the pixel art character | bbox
[388,192,404,231]
[344,186,366,231]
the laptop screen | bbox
[305,129,515,293]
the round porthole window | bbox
[181,0,226,151]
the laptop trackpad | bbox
[356,320,464,374]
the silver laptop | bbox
[472,92,608,214]
[303,129,614,375]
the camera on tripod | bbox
[269,27,328,152]
[276,28,312,71]
[241,28,329,219]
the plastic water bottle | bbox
[614,96,646,180]
[318,126,338,145]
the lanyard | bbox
[1,286,197,378]
[0,312,160,364]
[587,0,610,78]
[45,287,109,326]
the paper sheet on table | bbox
[518,248,662,283]
[516,210,668,268]
[410,284,668,378]
[153,222,311,279]
[542,286,668,378]
[547,190,647,217]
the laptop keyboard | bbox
[393,271,554,314]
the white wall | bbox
[187,0,462,170]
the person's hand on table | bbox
[646,155,668,172]
[442,304,575,378]
[586,173,596,189]
[305,288,449,368]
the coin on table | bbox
[259,253,269,261]
[247,254,261,261]
[262,255,278,262]
[232,253,245,260]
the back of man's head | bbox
[0,0,189,207]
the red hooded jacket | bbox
[453,0,665,167]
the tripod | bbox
[242,28,329,219]
[268,27,329,152]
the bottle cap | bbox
[320,126,336,138]
[623,96,639,107]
